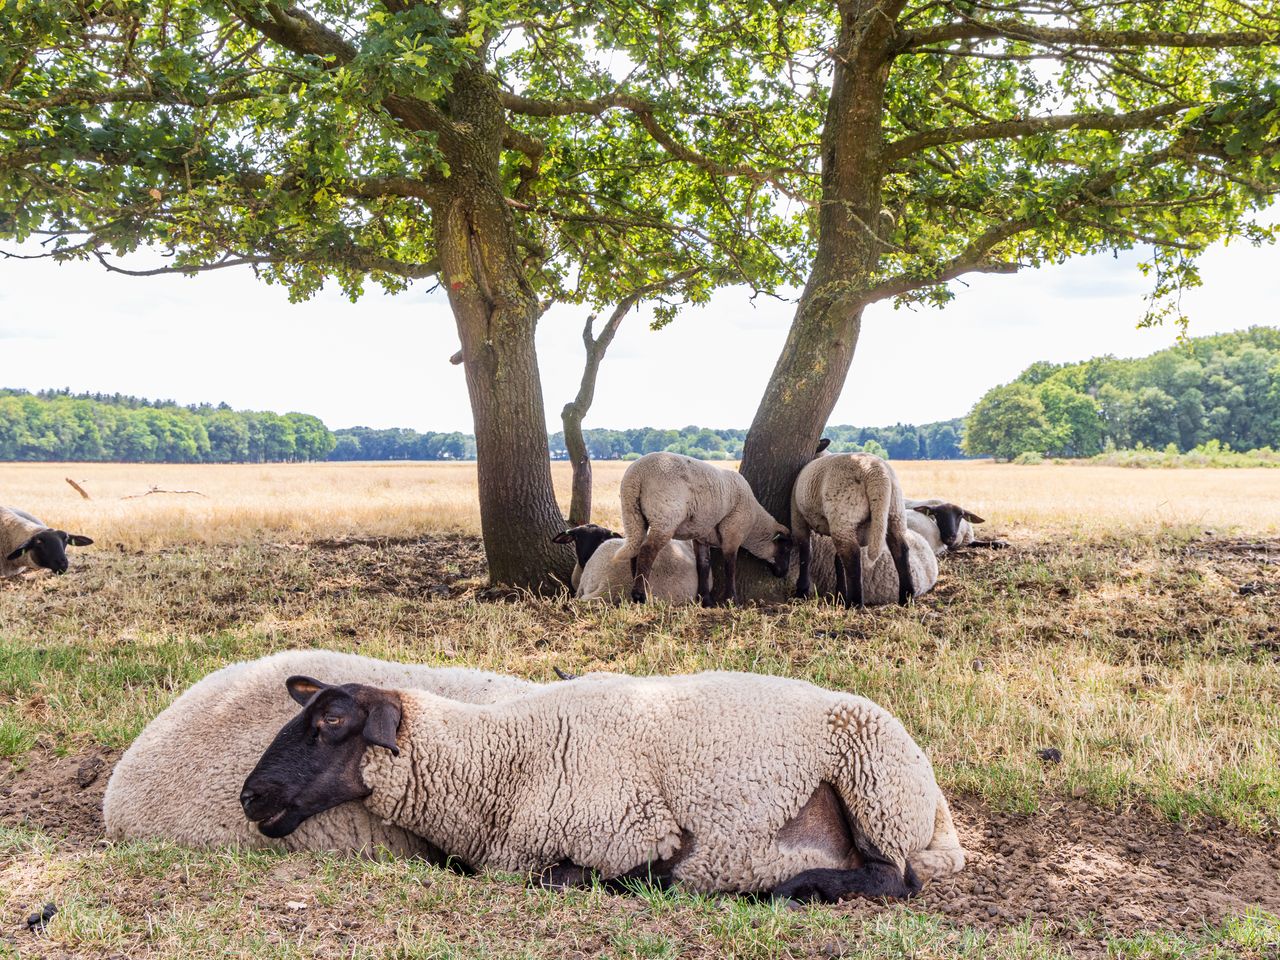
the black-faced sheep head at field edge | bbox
[6,529,94,575]
[240,677,401,838]
[910,503,984,549]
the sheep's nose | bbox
[240,787,257,812]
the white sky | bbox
[1,234,1276,434]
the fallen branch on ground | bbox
[120,486,208,500]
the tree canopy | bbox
[963,327,1280,459]
[4,0,1280,588]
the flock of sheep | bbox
[5,448,1001,904]
[559,446,996,608]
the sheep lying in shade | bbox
[615,452,791,606]
[103,650,542,856]
[1,506,93,578]
[905,499,1007,555]
[552,524,698,603]
[791,454,915,607]
[805,528,938,605]
[242,670,965,902]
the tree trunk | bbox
[560,304,632,528]
[562,405,592,526]
[435,68,572,590]
[736,3,895,599]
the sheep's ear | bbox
[551,531,575,545]
[961,511,985,525]
[285,675,329,706]
[815,438,831,454]
[66,534,94,547]
[362,696,402,756]
[6,538,35,561]
[910,505,936,517]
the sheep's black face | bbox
[551,524,622,570]
[5,530,92,575]
[912,504,984,548]
[768,533,793,578]
[241,677,402,839]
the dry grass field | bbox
[2,460,1279,959]
[4,458,1278,549]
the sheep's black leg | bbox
[794,534,813,599]
[889,531,915,605]
[839,546,864,609]
[536,859,678,896]
[832,553,847,602]
[604,861,679,894]
[720,547,739,606]
[770,860,921,904]
[694,541,713,606]
[535,859,598,891]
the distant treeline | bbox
[0,390,334,462]
[546,420,965,462]
[0,388,966,463]
[963,327,1280,460]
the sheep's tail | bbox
[862,461,895,564]
[612,474,647,563]
[907,793,966,884]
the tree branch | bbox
[223,1,458,141]
[498,90,810,200]
[860,145,1179,303]
[885,101,1192,160]
[899,19,1280,51]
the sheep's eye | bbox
[323,714,343,727]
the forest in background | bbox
[3,328,1277,464]
[964,327,1280,460]
[0,388,961,463]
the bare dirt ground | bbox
[4,746,1280,954]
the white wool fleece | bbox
[103,650,541,855]
[361,671,964,893]
[615,452,786,562]
[578,537,698,602]
[0,507,48,577]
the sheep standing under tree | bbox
[614,452,791,606]
[791,454,915,608]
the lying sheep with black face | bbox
[905,499,1007,555]
[552,524,699,603]
[791,454,915,608]
[615,452,791,606]
[242,670,964,903]
[104,650,542,857]
[1,506,93,577]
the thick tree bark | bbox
[435,67,572,590]
[737,2,897,599]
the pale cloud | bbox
[0,233,1275,434]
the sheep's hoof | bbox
[630,587,647,603]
